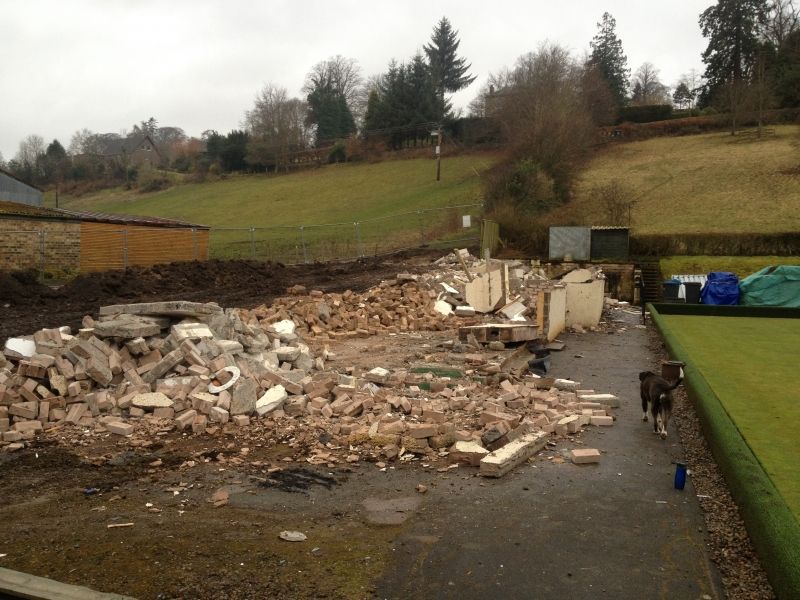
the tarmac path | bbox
[375,310,723,600]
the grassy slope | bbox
[555,124,800,234]
[662,314,800,518]
[56,155,493,229]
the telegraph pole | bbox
[434,127,442,181]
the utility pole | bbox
[434,127,442,181]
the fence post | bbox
[39,230,46,275]
[417,210,425,246]
[122,230,129,268]
[249,228,255,259]
[300,226,308,263]
[354,222,364,258]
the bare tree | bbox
[630,62,670,104]
[763,0,799,46]
[244,83,312,172]
[303,56,366,123]
[486,43,597,208]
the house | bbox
[0,167,43,207]
[94,133,163,169]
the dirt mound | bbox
[0,251,435,343]
[0,270,57,306]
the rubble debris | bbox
[278,530,307,542]
[479,432,549,478]
[570,448,601,464]
[0,251,628,478]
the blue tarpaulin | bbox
[700,272,740,305]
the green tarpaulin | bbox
[739,266,800,307]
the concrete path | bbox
[375,311,723,599]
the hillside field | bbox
[555,124,800,234]
[53,155,493,261]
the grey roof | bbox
[0,167,44,192]
[55,208,208,229]
[95,134,159,158]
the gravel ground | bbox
[651,331,776,600]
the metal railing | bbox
[1,203,484,274]
[208,203,484,264]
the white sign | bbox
[435,145,440,155]
[462,215,471,228]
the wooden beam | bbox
[0,567,135,600]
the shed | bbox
[590,227,630,261]
[0,168,43,207]
[0,200,209,274]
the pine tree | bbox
[423,17,476,120]
[699,0,769,131]
[672,82,694,109]
[588,12,630,109]
[307,83,356,145]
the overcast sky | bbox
[0,0,713,161]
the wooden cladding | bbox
[79,222,209,272]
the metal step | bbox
[638,261,662,303]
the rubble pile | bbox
[1,299,617,476]
[257,276,468,338]
[252,249,568,340]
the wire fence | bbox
[1,204,484,275]
[208,203,484,264]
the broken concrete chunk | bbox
[99,301,223,318]
[132,392,174,410]
[433,300,453,316]
[479,432,548,478]
[454,305,476,317]
[172,322,214,341]
[449,441,489,466]
[255,385,288,416]
[3,338,36,360]
[93,317,162,339]
[554,378,580,392]
[272,319,296,336]
[230,378,258,416]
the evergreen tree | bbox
[700,0,769,90]
[306,82,356,145]
[699,0,769,130]
[672,82,694,108]
[423,17,476,120]
[588,12,630,109]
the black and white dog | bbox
[639,368,684,439]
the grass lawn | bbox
[553,124,800,234]
[659,314,800,519]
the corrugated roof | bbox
[55,208,209,229]
[0,200,78,220]
[591,226,630,230]
[0,200,207,229]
